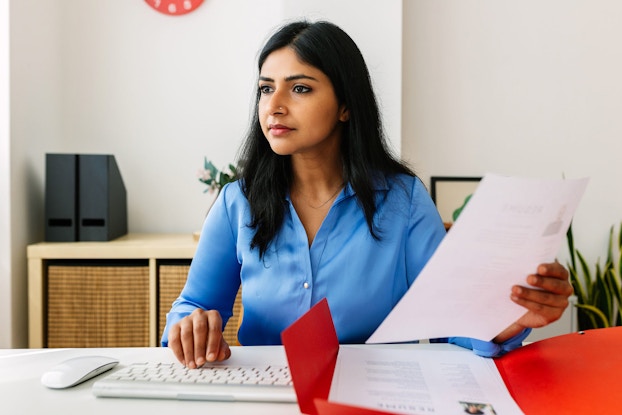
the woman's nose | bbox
[267,91,287,115]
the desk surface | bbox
[0,346,300,415]
[8,334,621,415]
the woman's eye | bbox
[293,85,311,93]
[259,85,273,94]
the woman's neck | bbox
[290,154,344,198]
[290,155,345,246]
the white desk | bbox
[0,346,300,415]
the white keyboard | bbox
[92,361,297,402]
[104,362,293,386]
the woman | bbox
[162,20,572,368]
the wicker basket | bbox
[47,264,150,348]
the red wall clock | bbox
[145,0,204,16]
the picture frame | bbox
[430,176,482,225]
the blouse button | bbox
[303,282,309,289]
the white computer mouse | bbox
[41,355,119,389]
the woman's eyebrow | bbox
[285,74,318,82]
[258,74,318,83]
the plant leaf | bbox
[604,265,622,309]
[567,222,576,271]
[452,194,472,221]
[575,303,610,328]
[568,265,587,305]
[593,264,613,326]
[607,225,615,266]
[576,250,593,299]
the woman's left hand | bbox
[494,261,573,343]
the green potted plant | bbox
[566,222,622,330]
[193,158,239,241]
[197,157,238,195]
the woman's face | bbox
[258,47,349,157]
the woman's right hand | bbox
[168,308,232,368]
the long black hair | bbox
[237,20,415,258]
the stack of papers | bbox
[330,345,522,414]
[367,173,589,343]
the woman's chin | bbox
[267,142,294,156]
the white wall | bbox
[0,0,11,347]
[2,0,64,348]
[2,0,401,347]
[403,0,622,265]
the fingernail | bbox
[207,352,216,362]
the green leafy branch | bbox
[197,157,238,195]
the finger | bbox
[512,284,569,310]
[218,337,232,361]
[205,310,224,362]
[536,261,569,280]
[168,324,186,365]
[192,312,209,368]
[512,295,565,327]
[179,316,197,368]
[525,273,574,296]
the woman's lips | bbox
[269,124,293,136]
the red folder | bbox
[281,298,390,415]
[495,325,622,414]
[282,298,622,415]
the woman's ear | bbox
[339,105,350,122]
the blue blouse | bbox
[161,174,529,357]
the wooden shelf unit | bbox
[27,233,198,348]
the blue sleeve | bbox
[160,183,242,346]
[431,329,532,357]
[405,178,447,286]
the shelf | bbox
[27,233,198,348]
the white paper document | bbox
[330,345,523,415]
[367,173,589,344]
